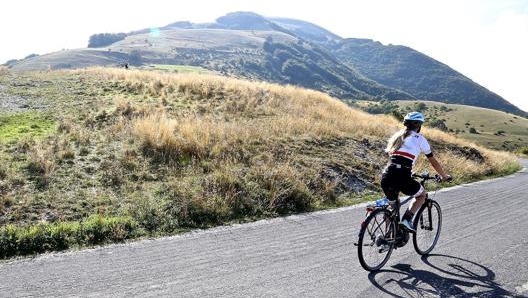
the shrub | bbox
[495,130,506,136]
[129,50,143,66]
[79,215,137,245]
[430,119,448,132]
[0,164,7,180]
[0,225,18,259]
[252,164,313,215]
[0,216,137,259]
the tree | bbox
[263,36,274,53]
[129,50,143,66]
[88,33,127,48]
[281,59,312,84]
[413,102,427,112]
[429,119,448,132]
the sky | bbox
[2,0,527,112]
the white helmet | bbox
[403,111,425,123]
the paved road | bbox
[1,160,527,298]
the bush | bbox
[252,165,313,215]
[495,130,506,136]
[129,50,143,66]
[362,100,400,116]
[0,216,138,259]
[79,215,138,245]
[0,66,9,75]
[429,119,448,132]
[0,225,18,259]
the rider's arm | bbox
[427,155,450,180]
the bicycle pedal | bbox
[378,245,390,253]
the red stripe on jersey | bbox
[392,150,415,160]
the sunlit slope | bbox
[396,100,528,151]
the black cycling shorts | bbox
[380,164,421,202]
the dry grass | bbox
[395,100,528,151]
[73,66,518,179]
[412,126,518,180]
[0,67,521,258]
[108,70,392,132]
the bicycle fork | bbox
[417,200,434,231]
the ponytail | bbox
[385,128,412,154]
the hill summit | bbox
[4,11,526,117]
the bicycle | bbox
[355,172,445,271]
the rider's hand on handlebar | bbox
[436,174,452,182]
[435,174,453,182]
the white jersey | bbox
[391,131,432,165]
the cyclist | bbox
[381,111,451,232]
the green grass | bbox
[0,215,138,259]
[0,112,56,143]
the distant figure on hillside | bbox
[381,111,451,232]
[124,63,129,69]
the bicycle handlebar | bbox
[412,172,452,182]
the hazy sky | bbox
[2,0,527,112]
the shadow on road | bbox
[366,254,523,298]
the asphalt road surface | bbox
[1,160,527,298]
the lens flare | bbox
[150,27,160,38]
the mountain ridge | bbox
[4,11,525,117]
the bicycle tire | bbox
[357,208,395,271]
[412,199,442,255]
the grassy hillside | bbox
[0,67,521,258]
[350,99,528,152]
[3,27,413,101]
[397,100,528,152]
[5,11,523,117]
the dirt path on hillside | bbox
[0,82,47,113]
[0,83,30,113]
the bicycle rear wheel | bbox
[357,208,395,271]
[412,199,442,255]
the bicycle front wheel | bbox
[412,199,442,255]
[357,208,395,271]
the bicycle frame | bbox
[357,172,444,271]
[367,173,435,248]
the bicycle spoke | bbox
[358,209,394,271]
[413,200,442,255]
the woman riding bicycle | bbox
[381,111,451,232]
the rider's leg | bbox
[402,185,426,222]
[409,191,426,214]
